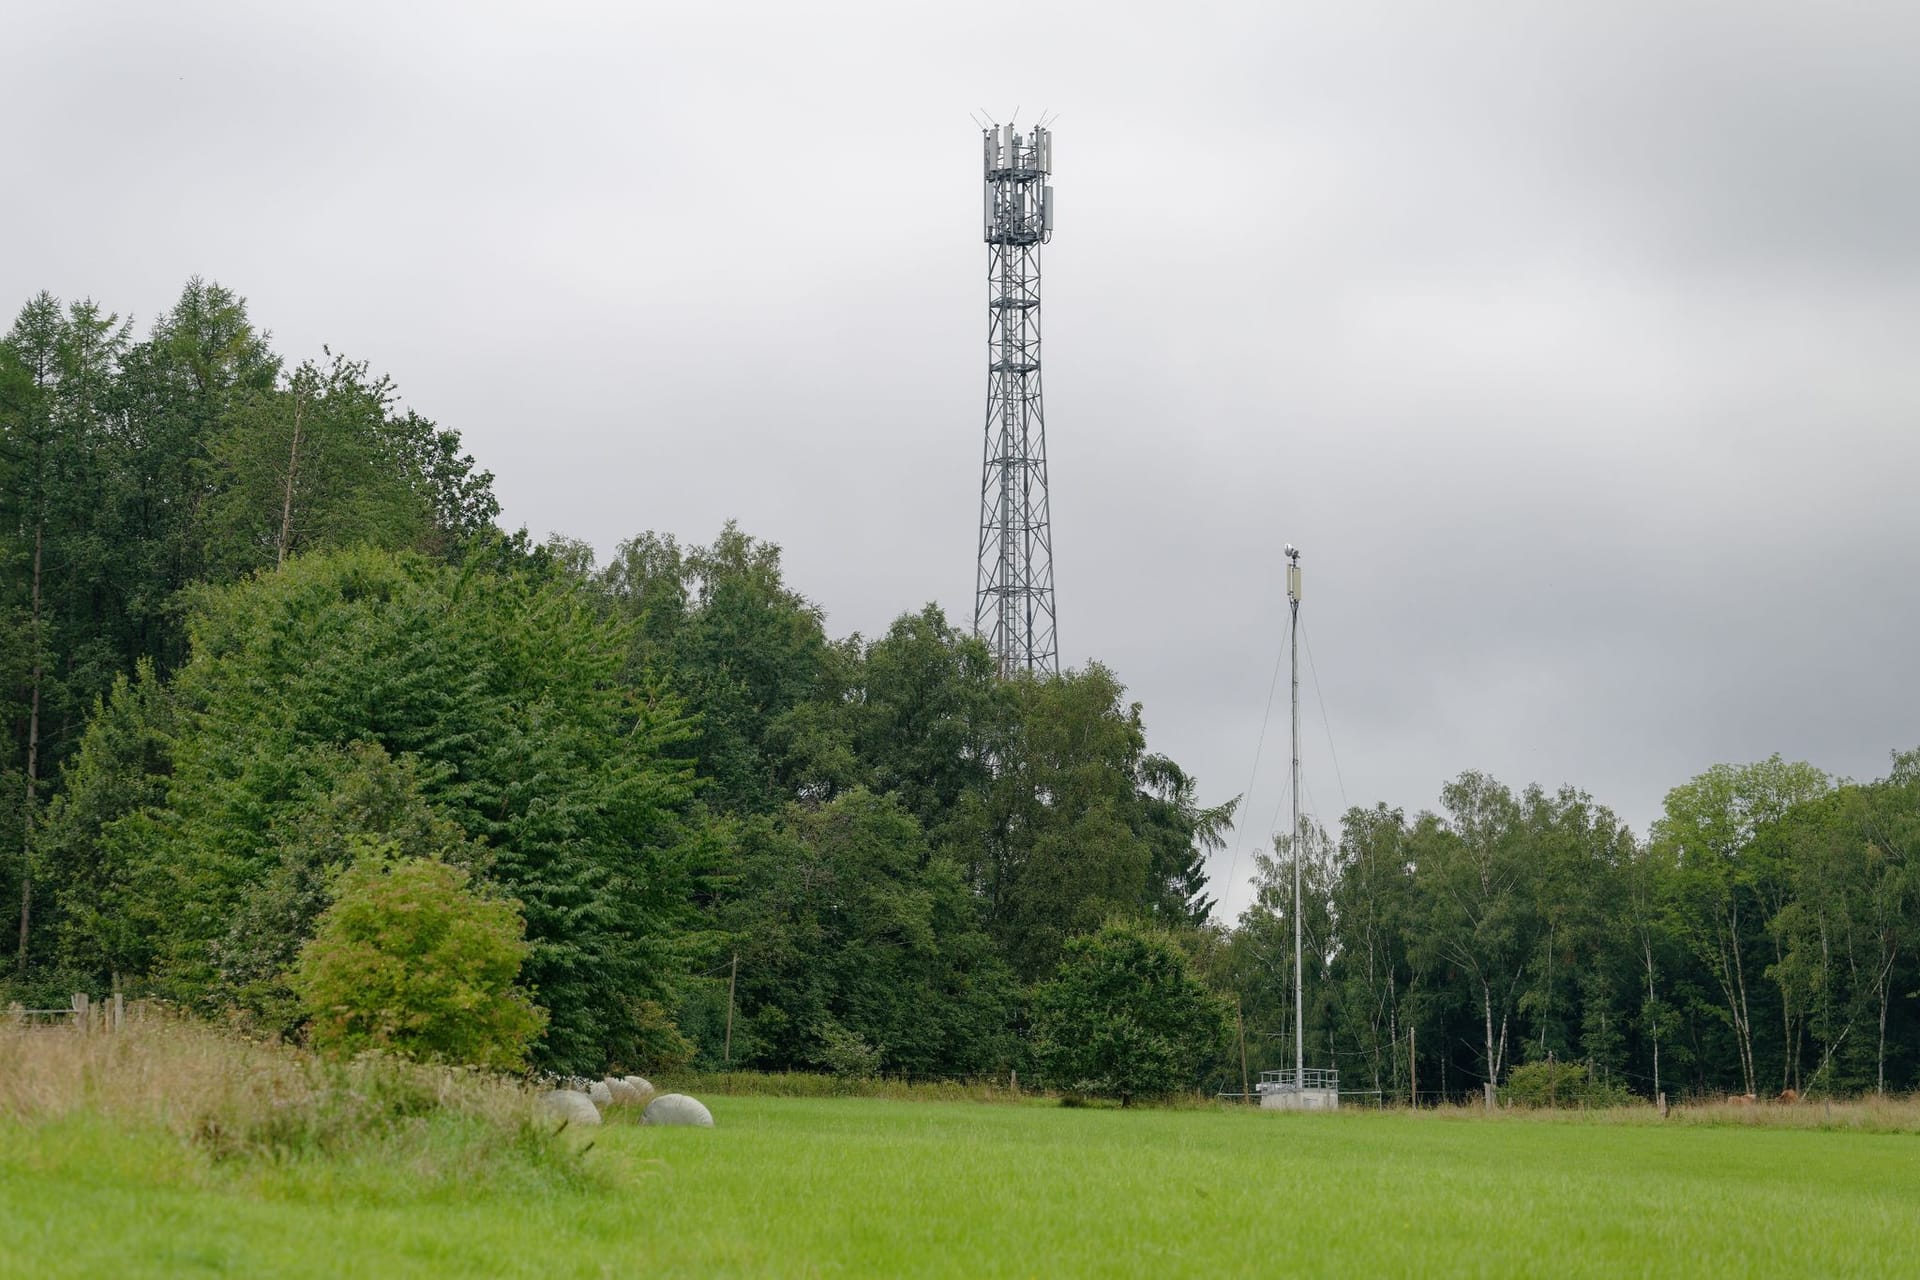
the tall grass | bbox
[658,1068,1031,1104]
[658,1071,1241,1108]
[1391,1095,1920,1134]
[0,1008,597,1197]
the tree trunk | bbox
[1482,982,1498,1107]
[1875,940,1896,1096]
[1777,928,1796,1094]
[1643,932,1661,1101]
[16,520,44,976]
[1652,1029,1660,1102]
[1386,968,1399,1100]
[276,388,306,569]
[1366,923,1383,1094]
[1538,921,1555,1058]
[1719,904,1757,1097]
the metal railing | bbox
[1257,1068,1340,1093]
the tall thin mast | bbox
[1286,544,1303,1092]
[975,122,1059,676]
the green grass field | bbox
[5,1098,1918,1278]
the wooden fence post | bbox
[1236,998,1251,1103]
[723,951,738,1066]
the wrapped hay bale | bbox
[536,1089,602,1127]
[642,1093,714,1127]
[605,1077,650,1108]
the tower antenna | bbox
[975,120,1059,675]
[1287,544,1304,1095]
[1251,545,1339,1111]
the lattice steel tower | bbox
[975,122,1058,676]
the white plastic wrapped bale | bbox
[641,1093,715,1127]
[536,1089,602,1127]
[621,1075,657,1102]
[603,1077,649,1108]
[588,1079,614,1107]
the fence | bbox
[4,992,128,1032]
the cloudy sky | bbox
[11,0,1918,916]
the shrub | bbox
[290,856,545,1069]
[812,1018,883,1079]
[1503,1059,1634,1109]
[1029,920,1231,1106]
[210,742,489,1035]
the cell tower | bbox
[975,121,1058,677]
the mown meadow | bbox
[5,1022,1917,1279]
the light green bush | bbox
[1503,1059,1634,1109]
[290,856,545,1070]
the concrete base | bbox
[1260,1087,1340,1112]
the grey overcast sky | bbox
[10,0,1919,918]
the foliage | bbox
[1030,920,1231,1104]
[201,354,427,576]
[210,742,487,1031]
[1502,1059,1633,1109]
[44,548,704,1074]
[961,666,1175,981]
[15,273,1918,1105]
[719,788,1014,1077]
[810,1019,884,1079]
[1653,755,1830,1098]
[290,856,544,1069]
[35,662,176,982]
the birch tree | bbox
[1654,757,1827,1096]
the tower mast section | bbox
[975,122,1058,676]
[1287,544,1304,1092]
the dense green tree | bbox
[1407,773,1535,1104]
[1136,754,1235,926]
[2,293,132,973]
[592,523,834,816]
[200,354,429,577]
[1653,756,1828,1096]
[1769,760,1920,1094]
[1513,785,1634,1069]
[1221,817,1339,1083]
[1326,803,1418,1098]
[3,280,499,993]
[720,788,1014,1077]
[1030,919,1232,1105]
[966,665,1156,981]
[845,606,1004,842]
[1857,752,1920,1092]
[48,548,706,1073]
[101,279,280,672]
[209,742,488,1031]
[35,661,176,985]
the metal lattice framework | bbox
[975,122,1058,677]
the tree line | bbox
[4,280,1914,1097]
[1220,754,1918,1102]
